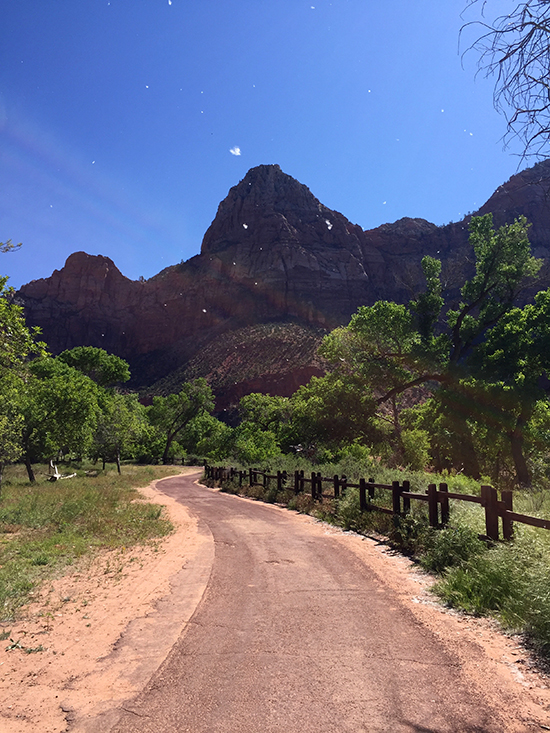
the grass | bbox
[0,462,181,620]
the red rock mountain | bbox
[18,161,550,404]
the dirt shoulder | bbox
[1,473,550,731]
[0,468,213,733]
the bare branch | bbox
[0,240,22,254]
[463,0,550,158]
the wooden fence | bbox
[204,465,550,543]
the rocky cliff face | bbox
[18,161,550,403]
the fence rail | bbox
[204,465,550,543]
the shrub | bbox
[433,546,526,626]
[389,512,432,556]
[401,429,431,472]
[420,525,487,574]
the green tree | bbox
[148,379,215,464]
[469,288,550,485]
[93,393,147,473]
[238,393,291,434]
[0,276,46,377]
[58,346,130,387]
[179,412,232,461]
[288,371,381,457]
[230,423,281,465]
[320,214,542,481]
[21,358,101,481]
[0,275,47,485]
[0,373,24,492]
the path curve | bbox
[105,473,533,733]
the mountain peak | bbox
[200,165,327,256]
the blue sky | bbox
[1,0,525,289]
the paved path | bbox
[111,473,507,733]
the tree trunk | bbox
[439,388,481,480]
[391,395,401,438]
[450,415,481,480]
[509,410,531,487]
[24,455,36,483]
[116,449,121,474]
[162,435,173,465]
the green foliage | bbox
[410,256,444,345]
[239,392,291,432]
[58,346,130,387]
[230,424,281,465]
[179,412,232,461]
[420,525,486,574]
[321,301,421,392]
[93,393,148,470]
[0,275,46,377]
[289,371,380,454]
[0,374,24,480]
[451,215,539,352]
[388,511,432,555]
[0,240,22,253]
[148,379,215,464]
[401,428,431,471]
[23,358,101,466]
[318,214,543,483]
[434,545,527,625]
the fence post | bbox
[427,483,438,527]
[333,474,340,499]
[368,478,375,500]
[359,478,367,512]
[392,480,402,516]
[402,480,410,514]
[317,472,322,500]
[294,470,300,495]
[481,485,499,541]
[439,483,450,526]
[300,470,305,493]
[277,470,282,493]
[239,470,243,487]
[311,472,317,500]
[501,489,514,541]
[249,467,253,487]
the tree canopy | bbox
[148,379,215,464]
[0,276,47,377]
[320,214,544,483]
[58,346,130,387]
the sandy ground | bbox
[0,469,213,733]
[1,472,549,732]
